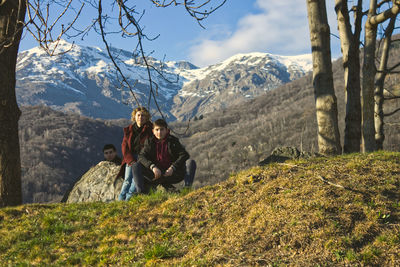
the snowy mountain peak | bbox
[173,52,312,87]
[172,52,313,120]
[205,52,312,74]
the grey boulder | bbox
[64,161,123,203]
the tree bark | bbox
[334,0,362,153]
[362,0,378,152]
[0,0,26,207]
[374,16,396,150]
[362,1,399,152]
[306,0,342,155]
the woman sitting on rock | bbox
[117,107,153,201]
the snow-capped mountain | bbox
[16,40,312,121]
[16,40,191,120]
[172,52,312,120]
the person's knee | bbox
[131,162,142,171]
[124,165,133,178]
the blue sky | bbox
[19,0,342,67]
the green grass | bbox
[1,151,400,266]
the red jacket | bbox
[117,121,153,178]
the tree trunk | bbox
[362,1,400,152]
[374,16,396,150]
[306,0,342,155]
[0,0,26,207]
[362,0,378,152]
[334,0,362,153]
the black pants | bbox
[134,159,196,193]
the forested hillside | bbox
[19,106,128,203]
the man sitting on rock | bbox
[103,144,122,165]
[137,119,196,193]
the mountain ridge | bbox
[16,40,312,121]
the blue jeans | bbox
[118,161,142,201]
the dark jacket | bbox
[116,121,153,178]
[104,155,122,165]
[139,134,190,178]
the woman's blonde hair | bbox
[131,107,151,122]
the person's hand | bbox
[152,167,162,180]
[164,166,174,177]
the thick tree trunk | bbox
[306,0,342,155]
[374,16,396,150]
[335,0,362,153]
[0,0,26,207]
[362,1,378,152]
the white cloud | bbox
[188,0,339,67]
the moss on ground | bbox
[1,151,400,266]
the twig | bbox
[318,175,345,189]
[98,0,140,107]
[277,163,303,169]
[384,107,400,116]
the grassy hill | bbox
[1,151,399,266]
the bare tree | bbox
[362,0,400,152]
[374,15,396,149]
[306,0,342,155]
[334,0,363,153]
[0,0,225,207]
[311,0,400,154]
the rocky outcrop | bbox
[64,161,123,203]
[258,146,320,166]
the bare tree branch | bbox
[151,0,226,28]
[0,0,25,54]
[24,0,84,56]
[98,0,140,107]
[377,0,392,9]
[384,107,400,116]
[117,0,163,116]
[370,2,400,25]
[388,61,400,71]
[384,88,400,100]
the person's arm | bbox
[169,138,190,171]
[139,138,156,170]
[139,139,162,179]
[121,127,135,164]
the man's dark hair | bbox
[153,119,168,128]
[103,144,116,152]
